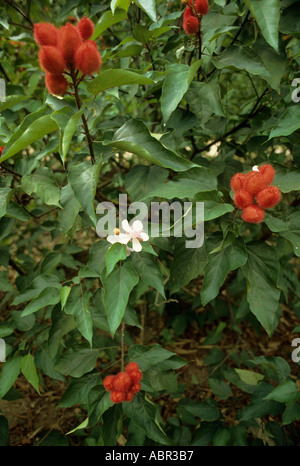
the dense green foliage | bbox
[0,0,299,446]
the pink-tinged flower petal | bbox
[132,220,144,232]
[139,232,149,241]
[107,235,117,244]
[118,233,132,244]
[132,237,142,252]
[121,219,132,234]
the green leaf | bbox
[268,105,300,140]
[209,378,231,399]
[21,287,61,317]
[237,383,282,422]
[1,112,58,162]
[105,119,197,172]
[21,354,40,394]
[160,61,201,124]
[0,271,14,292]
[60,286,71,310]
[105,243,128,276]
[0,356,22,399]
[0,416,9,446]
[273,165,300,193]
[122,393,169,445]
[244,0,280,52]
[132,253,165,297]
[201,238,247,306]
[64,287,93,346]
[62,108,85,163]
[127,344,176,371]
[241,242,280,336]
[213,427,231,446]
[93,9,127,39]
[68,160,102,226]
[264,380,300,403]
[54,348,99,378]
[22,167,61,208]
[181,398,221,422]
[133,0,157,21]
[0,188,12,219]
[111,0,131,14]
[282,402,300,425]
[87,241,110,275]
[212,46,270,78]
[12,274,61,306]
[87,69,154,95]
[185,80,225,124]
[234,369,265,386]
[58,184,81,234]
[102,261,139,336]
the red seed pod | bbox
[244,171,266,195]
[110,390,126,404]
[230,173,247,192]
[58,23,82,66]
[125,362,140,373]
[0,147,4,157]
[77,17,94,40]
[129,369,143,383]
[233,189,253,209]
[113,372,132,392]
[33,22,59,46]
[131,382,141,394]
[74,40,102,75]
[256,186,281,209]
[258,164,275,186]
[183,13,199,35]
[103,375,116,392]
[241,205,265,224]
[45,73,68,96]
[125,391,135,402]
[194,0,209,15]
[184,5,195,17]
[38,46,66,74]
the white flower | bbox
[107,219,149,253]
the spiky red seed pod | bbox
[103,375,115,392]
[244,171,266,195]
[110,390,126,404]
[129,369,143,383]
[131,382,141,394]
[58,23,82,66]
[183,14,199,35]
[0,147,4,157]
[184,5,195,17]
[230,173,247,192]
[234,189,253,209]
[241,205,265,224]
[258,164,275,186]
[194,0,209,15]
[45,73,68,96]
[256,186,281,209]
[38,46,66,74]
[125,362,140,373]
[77,17,94,40]
[125,391,135,402]
[113,372,132,392]
[33,22,58,46]
[74,40,102,75]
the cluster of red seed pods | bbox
[182,0,209,35]
[230,164,281,223]
[103,362,143,404]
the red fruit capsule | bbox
[256,186,281,209]
[244,171,266,195]
[45,73,68,96]
[33,22,58,46]
[0,147,4,157]
[125,391,135,402]
[234,189,253,209]
[131,382,141,394]
[103,375,116,392]
[258,164,275,186]
[129,369,143,383]
[77,17,94,40]
[74,40,102,75]
[113,372,132,392]
[194,0,209,15]
[183,8,199,35]
[242,205,265,224]
[110,391,126,404]
[125,362,140,373]
[230,173,247,192]
[58,23,82,66]
[39,46,66,74]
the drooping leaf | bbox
[244,0,280,52]
[87,69,153,95]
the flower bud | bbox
[34,22,58,46]
[38,46,66,74]
[77,17,94,40]
[74,40,102,75]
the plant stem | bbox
[70,69,96,165]
[121,320,125,372]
